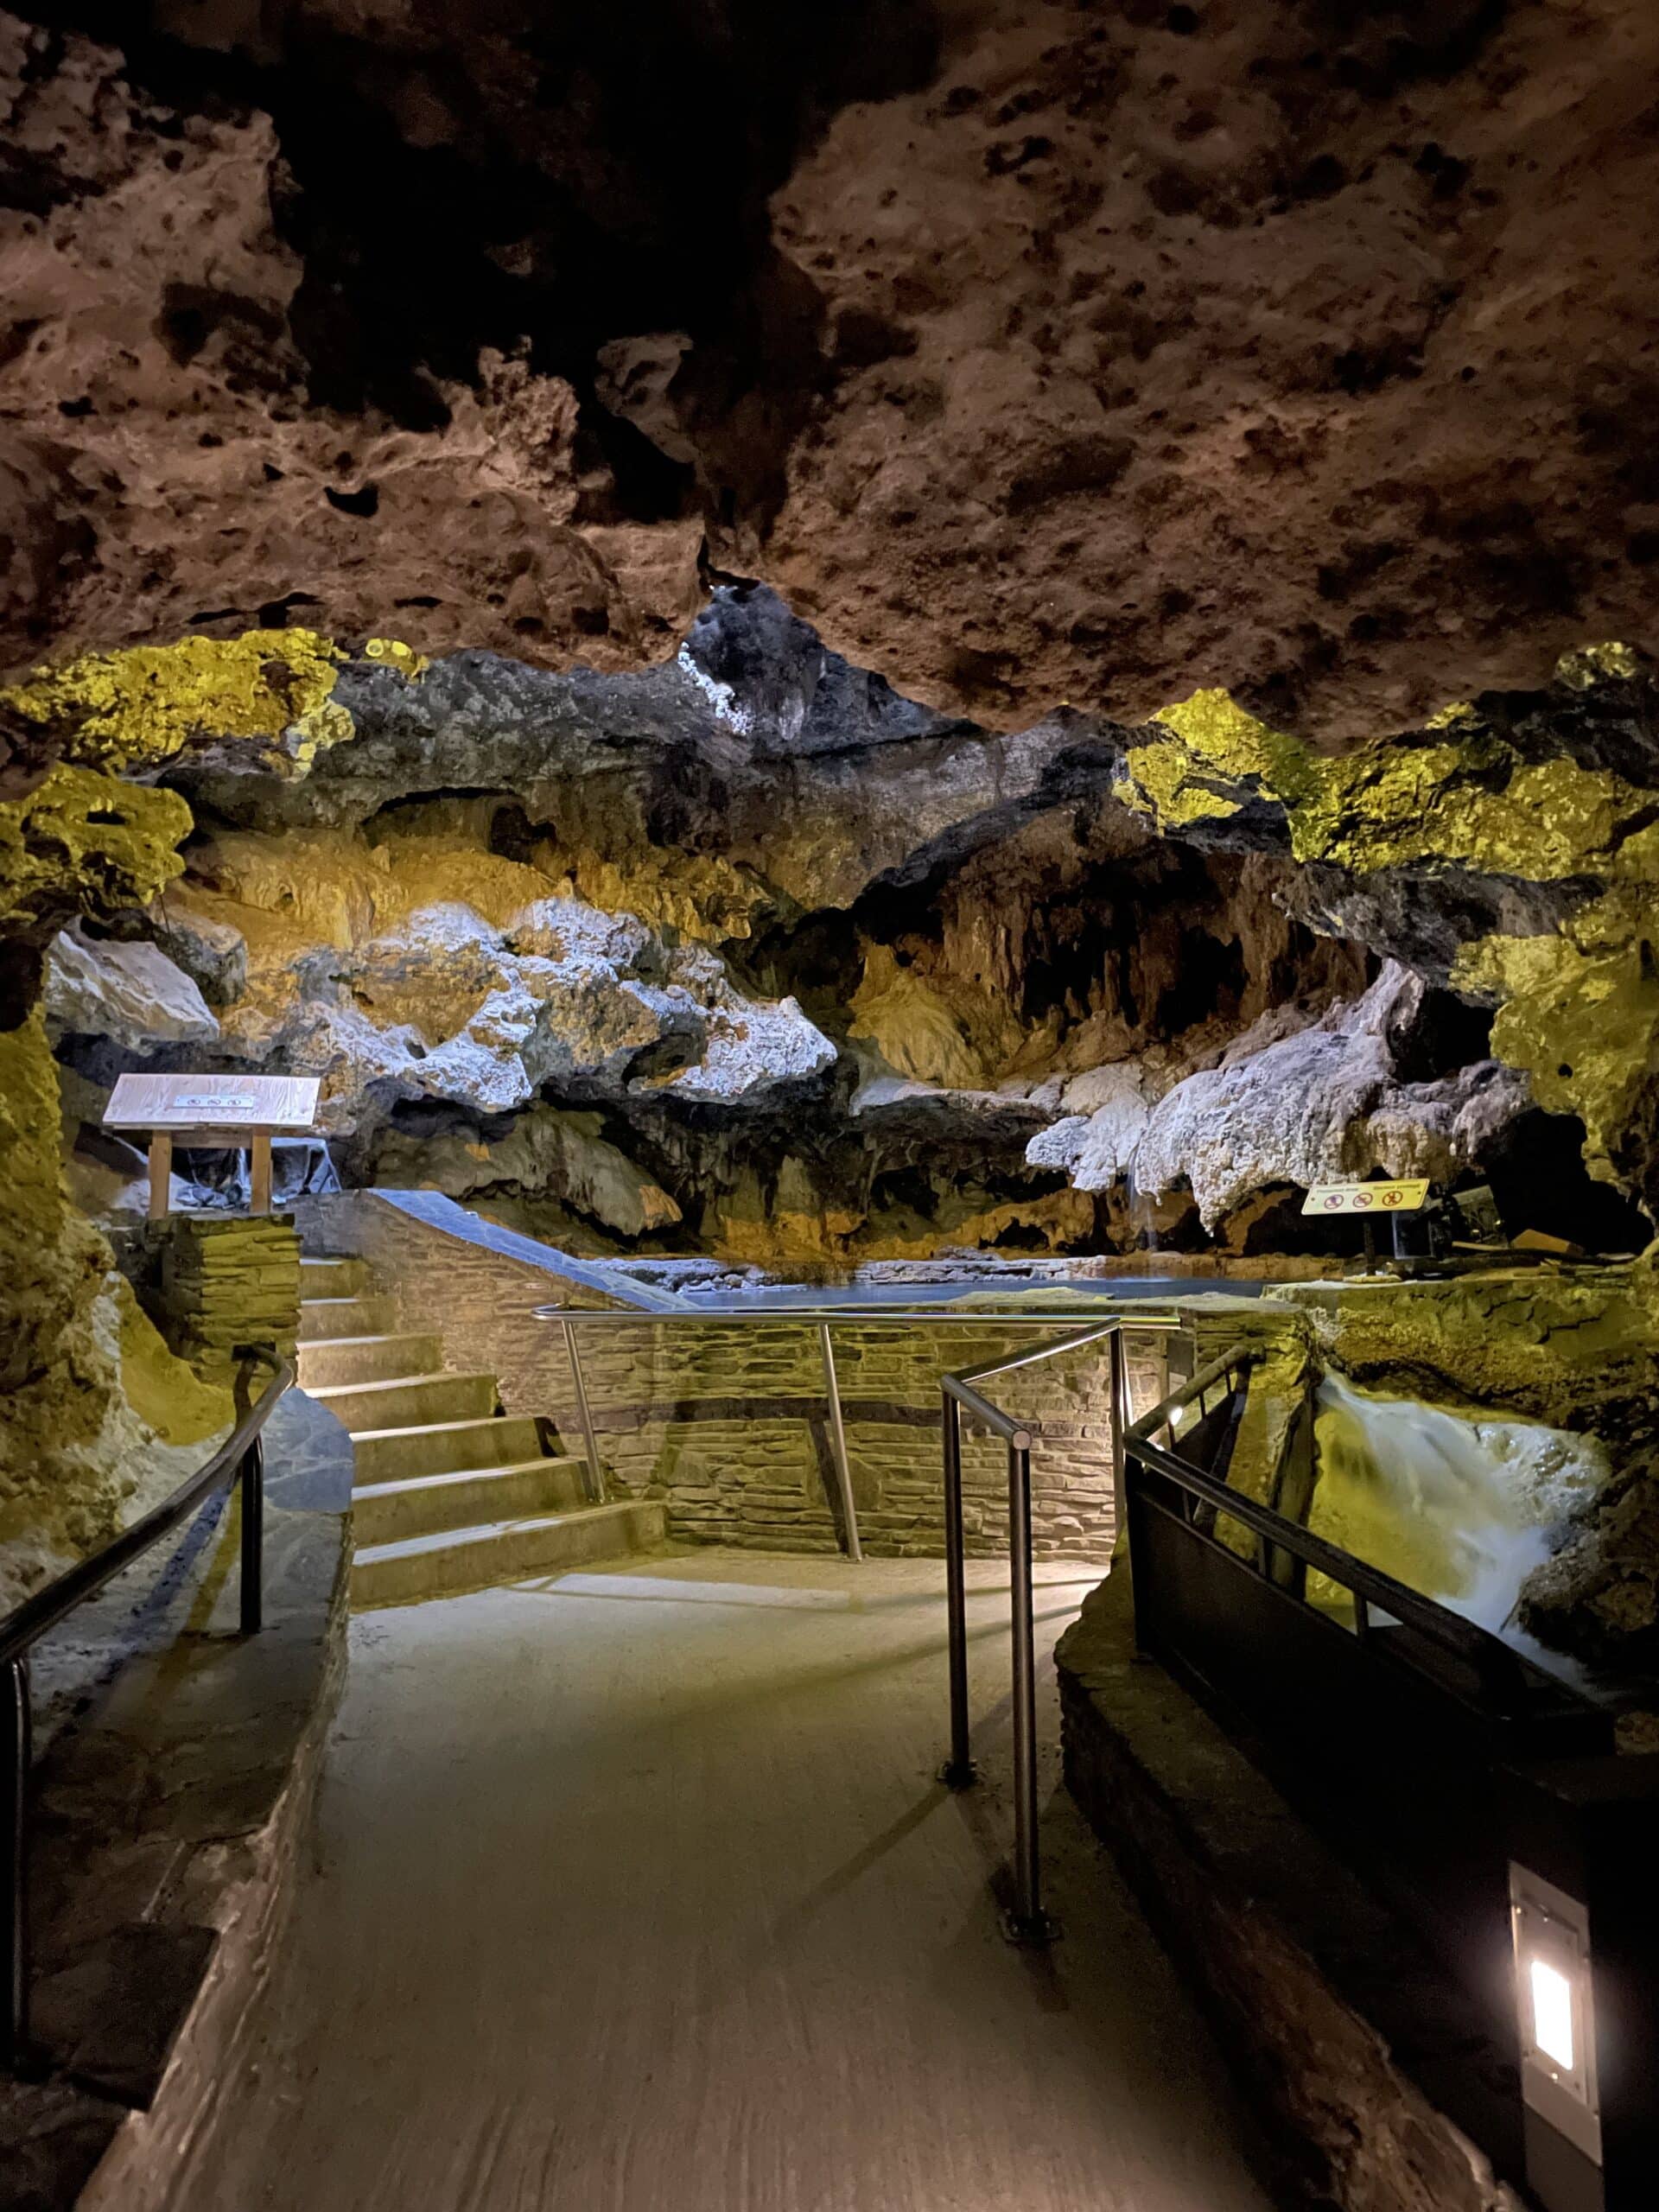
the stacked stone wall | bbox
[302,1192,1173,1560]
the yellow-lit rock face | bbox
[1125,677,1656,884]
[849,944,999,1090]
[117,1275,234,1446]
[1279,1263,1659,1428]
[0,637,325,1602]
[1454,892,1659,1187]
[1116,667,1659,1205]
[1117,688,1313,827]
[1296,747,1634,880]
[0,1011,230,1610]
[2,627,350,776]
[0,763,192,931]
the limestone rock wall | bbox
[0,632,375,1607]
[5,7,1659,747]
[25,589,1648,1266]
[0,1010,231,1614]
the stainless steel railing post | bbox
[1109,1327,1129,1554]
[817,1324,863,1562]
[939,1392,975,1788]
[560,1317,605,1503]
[2,1655,29,2068]
[1003,1429,1055,1946]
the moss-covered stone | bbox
[1297,745,1637,879]
[0,1011,231,1609]
[1116,687,1316,826]
[1123,683,1656,884]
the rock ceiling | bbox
[4,0,1659,1262]
[4,2,1659,737]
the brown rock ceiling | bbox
[3,2,1658,737]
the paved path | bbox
[171,1554,1274,2212]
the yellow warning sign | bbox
[1301,1179,1431,1217]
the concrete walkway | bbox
[171,1554,1275,2212]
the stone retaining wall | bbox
[1057,1570,1527,2212]
[305,1193,1175,1560]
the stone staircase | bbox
[298,1255,664,1607]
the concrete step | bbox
[350,1414,551,1484]
[351,1500,667,1611]
[300,1255,370,1299]
[353,1458,590,1545]
[297,1332,443,1390]
[299,1294,397,1342]
[310,1370,499,1433]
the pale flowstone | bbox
[45,928,219,1050]
[145,840,837,1152]
[1127,965,1530,1230]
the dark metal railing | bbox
[0,1349,292,2071]
[1126,1346,1584,1725]
[940,1316,1184,1946]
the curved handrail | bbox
[532,1304,1196,1324]
[0,1350,293,1670]
[3,1346,291,2067]
[1126,1342,1261,1444]
[538,1300,1192,1549]
[535,1296,1191,1949]
[942,1319,1159,1450]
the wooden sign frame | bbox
[102,1074,321,1218]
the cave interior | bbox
[5,5,1659,2210]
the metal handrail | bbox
[534,1300,1190,1563]
[1127,1342,1262,1446]
[535,1297,1190,1945]
[939,1315,1185,1946]
[2,1349,292,2070]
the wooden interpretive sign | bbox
[103,1073,321,1220]
[1300,1178,1431,1217]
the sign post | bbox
[102,1075,321,1218]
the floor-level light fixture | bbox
[1510,1861,1603,2212]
